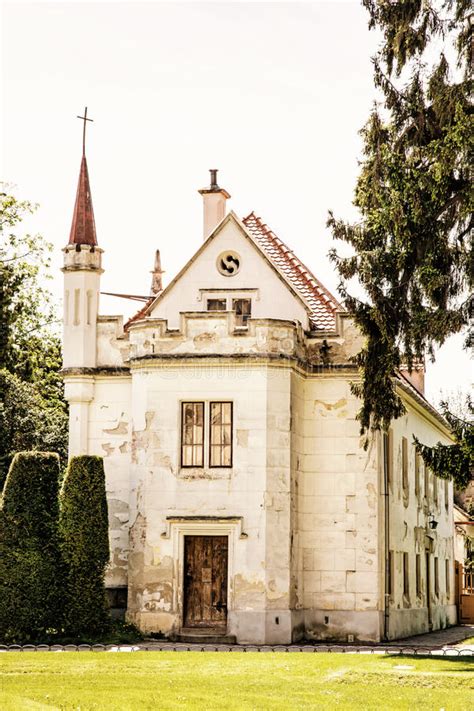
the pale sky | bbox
[2,0,471,404]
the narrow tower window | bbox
[73,288,80,326]
[86,290,94,325]
[64,290,70,326]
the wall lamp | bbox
[428,513,438,530]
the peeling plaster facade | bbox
[62,197,456,644]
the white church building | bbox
[62,148,457,644]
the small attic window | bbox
[233,298,251,327]
[207,298,226,312]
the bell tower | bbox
[62,108,103,455]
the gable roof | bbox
[242,212,341,330]
[125,211,342,330]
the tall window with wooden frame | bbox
[434,557,439,596]
[424,462,430,500]
[416,554,422,597]
[433,473,438,506]
[181,402,204,467]
[403,552,410,598]
[209,402,233,467]
[387,550,394,598]
[402,437,409,493]
[383,430,393,486]
[445,559,450,598]
[415,451,421,501]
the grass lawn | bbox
[1,652,473,710]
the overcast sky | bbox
[2,1,471,404]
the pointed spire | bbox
[150,250,164,295]
[68,155,98,246]
[68,108,97,246]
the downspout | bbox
[383,433,390,641]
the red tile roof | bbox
[124,297,154,330]
[243,212,342,330]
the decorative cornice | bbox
[61,366,130,377]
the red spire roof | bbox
[68,155,98,246]
[243,212,342,330]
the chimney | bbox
[198,169,231,240]
[150,249,164,295]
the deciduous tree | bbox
[0,188,67,483]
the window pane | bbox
[181,402,204,467]
[402,437,408,491]
[222,402,232,424]
[211,406,222,425]
[232,299,251,326]
[210,402,233,467]
[207,299,226,312]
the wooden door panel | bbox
[184,535,228,628]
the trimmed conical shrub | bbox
[0,451,61,642]
[60,455,111,636]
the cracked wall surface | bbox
[87,377,132,588]
[66,299,455,644]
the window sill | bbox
[178,467,233,481]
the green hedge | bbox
[60,455,111,636]
[0,451,61,642]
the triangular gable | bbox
[126,210,342,331]
[141,211,316,320]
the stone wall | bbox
[385,391,456,639]
[299,376,381,642]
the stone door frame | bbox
[163,517,246,631]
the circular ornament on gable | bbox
[217,251,241,276]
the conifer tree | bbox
[0,452,61,642]
[327,1,472,481]
[60,455,111,637]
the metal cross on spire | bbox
[76,106,93,156]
